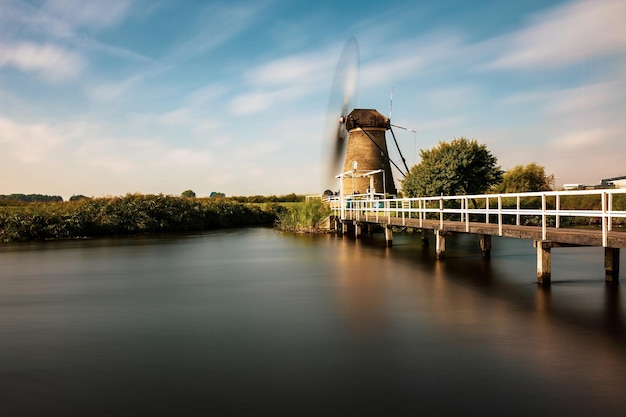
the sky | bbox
[1,0,625,199]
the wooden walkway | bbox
[337,216,624,285]
[329,189,626,285]
[368,217,626,249]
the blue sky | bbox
[1,0,625,199]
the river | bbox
[0,228,624,416]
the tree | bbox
[181,190,196,198]
[491,163,554,193]
[402,138,503,197]
[69,195,90,201]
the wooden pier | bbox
[328,189,626,285]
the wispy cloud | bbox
[487,0,626,69]
[549,128,615,149]
[1,0,150,71]
[360,31,467,86]
[88,74,144,101]
[229,48,337,115]
[0,117,70,163]
[502,80,624,123]
[162,2,263,66]
[42,0,132,30]
[0,41,84,82]
[0,114,216,196]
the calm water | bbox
[0,228,624,416]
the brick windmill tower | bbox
[341,108,397,196]
[323,38,409,198]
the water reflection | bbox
[333,231,626,415]
[0,229,625,416]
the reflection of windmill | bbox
[323,38,411,197]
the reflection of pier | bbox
[328,189,626,285]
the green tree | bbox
[491,163,554,193]
[181,190,196,198]
[69,195,89,201]
[402,138,503,197]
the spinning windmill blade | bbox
[322,37,359,189]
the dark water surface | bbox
[0,228,624,416]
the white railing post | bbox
[486,196,490,224]
[439,197,444,229]
[465,197,469,232]
[607,193,613,232]
[556,194,560,229]
[541,193,547,241]
[498,195,503,236]
[460,198,464,223]
[516,195,520,226]
[602,191,607,247]
[419,199,424,228]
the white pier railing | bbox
[326,189,626,247]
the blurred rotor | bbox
[322,37,359,189]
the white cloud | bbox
[549,128,615,149]
[163,3,263,66]
[0,41,84,82]
[229,90,278,115]
[247,52,333,86]
[42,0,132,30]
[0,115,216,196]
[502,81,625,128]
[0,117,68,163]
[542,82,622,116]
[360,32,466,87]
[488,0,626,69]
[228,49,337,116]
[88,74,142,101]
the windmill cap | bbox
[346,109,390,130]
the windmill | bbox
[323,38,412,198]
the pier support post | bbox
[535,240,552,285]
[421,229,429,247]
[355,222,362,239]
[605,248,620,283]
[435,230,446,260]
[341,221,349,235]
[479,234,492,259]
[385,225,393,247]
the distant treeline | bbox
[226,193,306,203]
[0,194,63,204]
[0,193,307,204]
[0,193,281,242]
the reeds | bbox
[0,193,277,242]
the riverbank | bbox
[0,193,280,243]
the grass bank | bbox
[0,193,279,243]
[274,200,331,233]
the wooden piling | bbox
[535,240,552,285]
[385,225,393,247]
[341,220,349,235]
[479,234,492,259]
[605,247,620,282]
[435,230,446,260]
